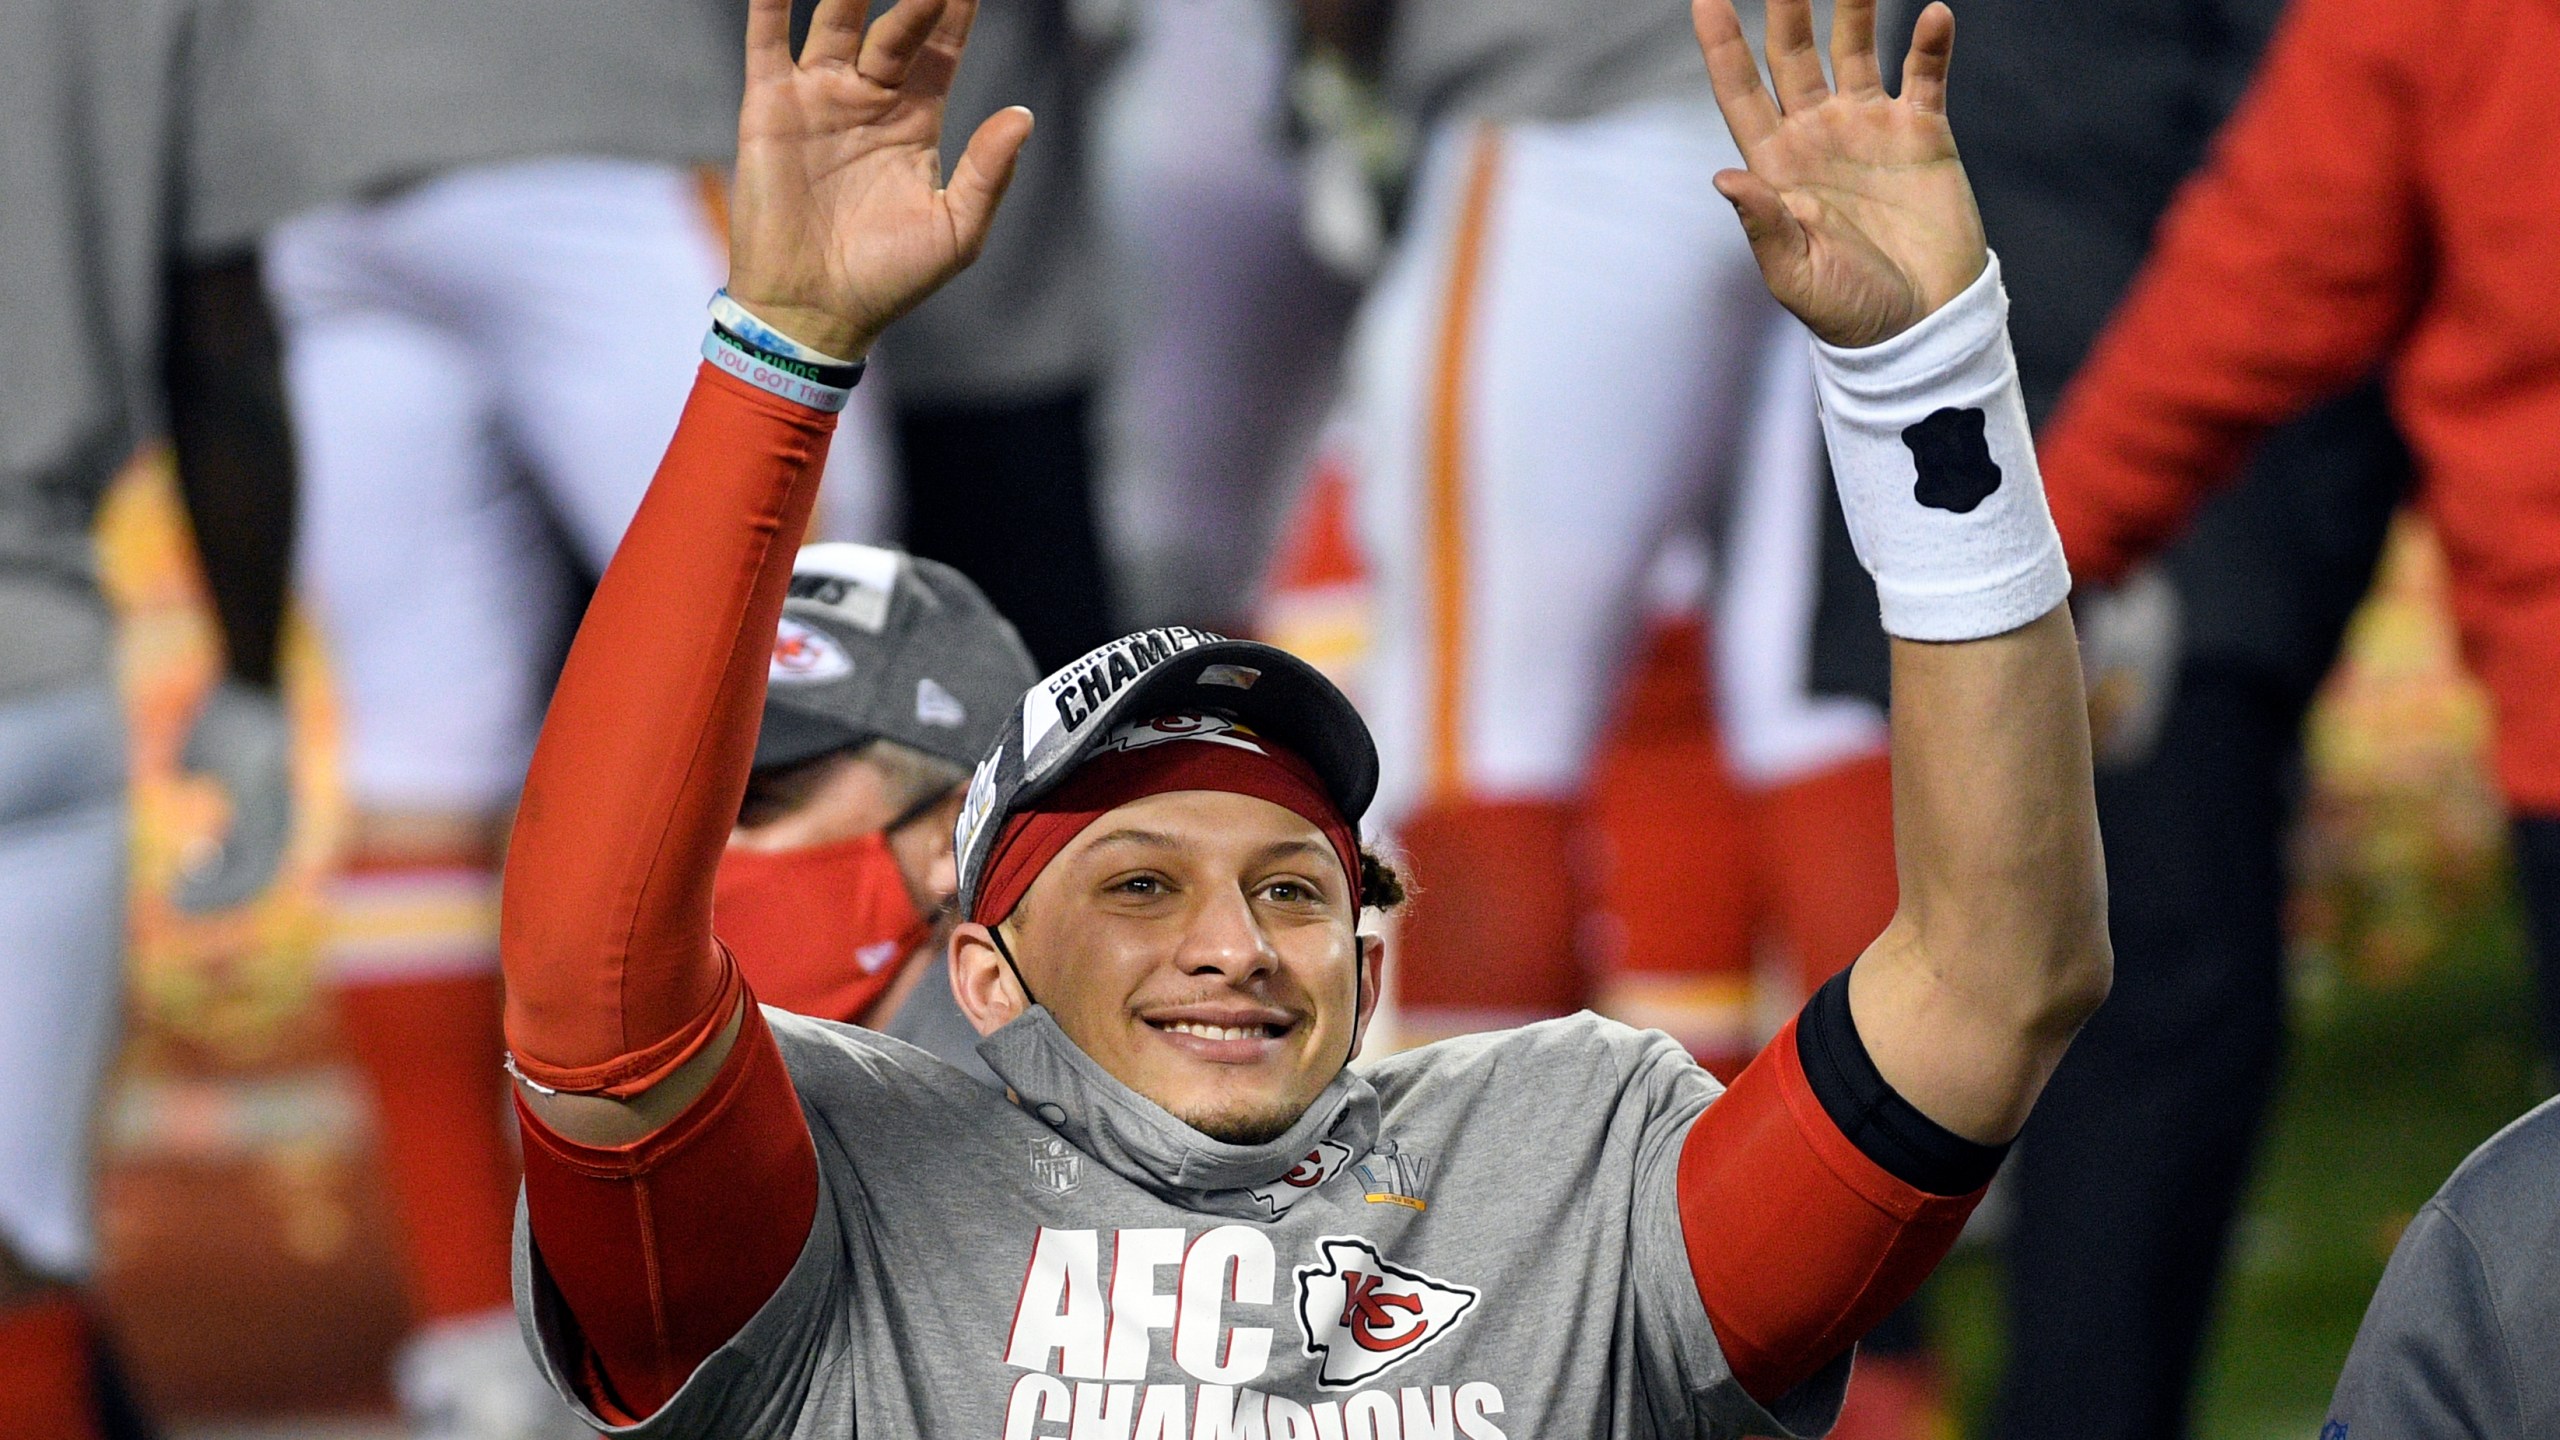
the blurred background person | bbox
[2031,0,2560,1069]
[1918,0,2560,1430]
[1268,482,1897,1083]
[1,0,302,1433]
[1293,0,1872,1046]
[798,0,1122,670]
[1580,465,1898,1087]
[208,2,881,1433]
[713,542,1038,1082]
[2324,1087,2560,1438]
[1089,0,1362,634]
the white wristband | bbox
[702,329,853,413]
[1810,252,2070,642]
[709,290,862,368]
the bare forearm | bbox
[1793,247,2107,1146]
[1852,607,2109,1143]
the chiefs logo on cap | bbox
[1097,712,1268,758]
[1294,1237,1479,1387]
[771,618,852,683]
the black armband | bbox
[1794,967,2009,1196]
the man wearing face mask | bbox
[714,541,1037,1078]
[491,0,2110,1433]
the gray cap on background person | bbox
[754,543,1039,773]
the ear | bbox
[950,921,1029,1036]
[1348,932,1386,1061]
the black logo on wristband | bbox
[1903,407,2002,514]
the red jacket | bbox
[2039,0,2560,809]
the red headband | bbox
[971,729,1361,925]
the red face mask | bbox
[713,830,933,1025]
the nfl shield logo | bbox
[1030,1138,1081,1196]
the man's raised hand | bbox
[726,0,1032,359]
[1695,0,1986,349]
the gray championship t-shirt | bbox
[2323,1093,2560,1439]
[876,954,1003,1088]
[519,1009,1848,1438]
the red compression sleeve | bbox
[1677,1018,1984,1405]
[500,364,833,1095]
[520,997,820,1422]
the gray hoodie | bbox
[2324,1093,2560,1439]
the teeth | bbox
[1163,1021,1269,1042]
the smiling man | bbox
[941,648,1397,1144]
[495,0,2108,1433]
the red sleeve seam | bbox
[517,950,746,1099]
[1714,1260,1881,1377]
[517,987,777,1180]
[633,1179,674,1390]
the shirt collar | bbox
[977,1005,1379,1221]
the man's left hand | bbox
[1692,0,1988,349]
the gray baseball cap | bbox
[952,628,1381,920]
[754,543,1039,773]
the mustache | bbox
[1131,983,1316,1020]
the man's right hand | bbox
[726,0,1033,359]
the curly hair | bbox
[1358,846,1409,912]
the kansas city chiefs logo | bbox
[1249,1140,1354,1219]
[770,618,852,682]
[1294,1238,1478,1387]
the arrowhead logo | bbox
[1294,1237,1478,1387]
[1249,1139,1355,1219]
[771,618,853,682]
